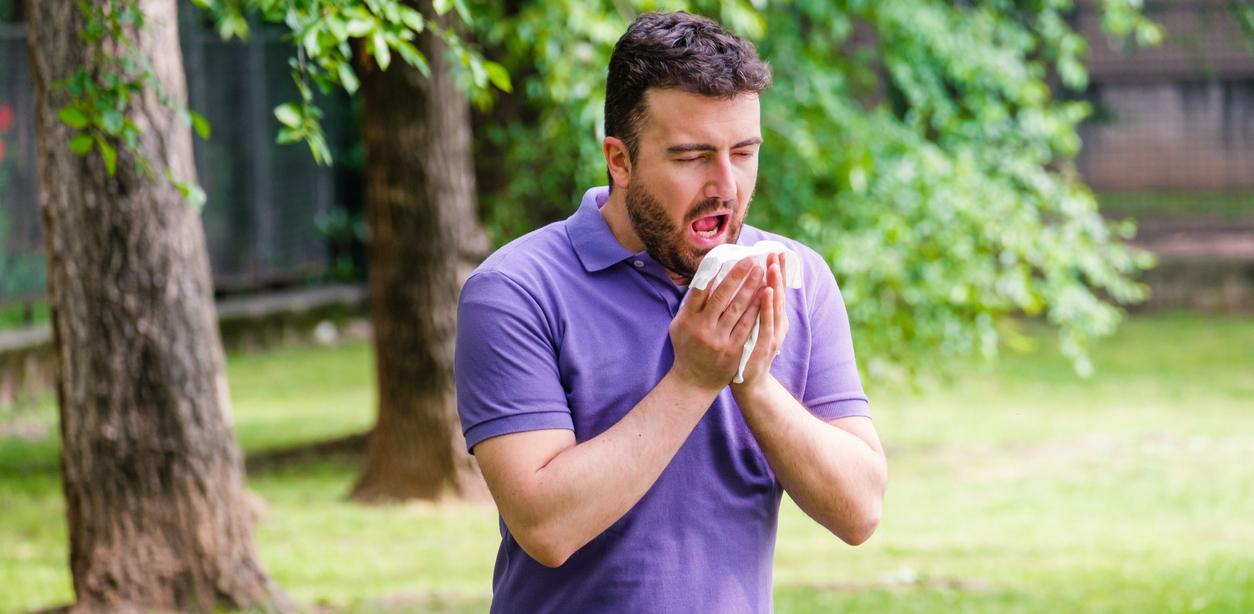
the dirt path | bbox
[1127,215,1254,261]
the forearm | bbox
[514,370,718,564]
[735,376,886,545]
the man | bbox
[455,11,886,613]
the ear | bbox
[603,136,632,190]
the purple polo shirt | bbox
[455,186,869,613]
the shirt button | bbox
[633,260,645,268]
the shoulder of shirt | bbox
[741,224,833,278]
[742,225,844,322]
[466,219,572,290]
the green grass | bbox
[1098,190,1254,220]
[2,312,1252,613]
[0,300,49,330]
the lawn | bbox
[2,312,1252,613]
[1098,190,1254,220]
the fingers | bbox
[759,287,774,350]
[681,284,707,315]
[770,254,786,335]
[730,287,765,346]
[777,252,788,289]
[705,259,756,317]
[718,264,765,330]
[767,254,777,312]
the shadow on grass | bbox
[0,430,371,498]
[244,432,367,474]
[295,591,491,614]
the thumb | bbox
[681,284,708,314]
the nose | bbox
[703,152,736,202]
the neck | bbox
[600,187,690,287]
[600,187,644,252]
[665,269,691,287]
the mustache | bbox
[684,198,734,224]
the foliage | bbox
[61,0,510,204]
[471,0,1163,380]
[0,1,12,21]
[4,313,1254,611]
[1235,0,1254,53]
[192,0,510,165]
[57,0,207,207]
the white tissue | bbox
[689,240,803,383]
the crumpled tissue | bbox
[689,240,802,383]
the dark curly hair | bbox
[604,12,771,183]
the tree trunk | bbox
[26,1,286,611]
[351,0,491,502]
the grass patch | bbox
[1098,190,1254,220]
[0,300,49,330]
[2,312,1252,612]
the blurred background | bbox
[1,0,1251,612]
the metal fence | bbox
[1076,0,1254,192]
[0,22,40,307]
[0,5,353,308]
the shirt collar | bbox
[567,186,634,272]
[566,185,759,273]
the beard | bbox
[624,181,747,282]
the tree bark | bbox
[26,1,286,611]
[351,0,491,502]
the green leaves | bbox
[191,0,509,167]
[168,171,208,211]
[58,107,89,129]
[371,31,391,71]
[345,17,375,37]
[398,6,425,33]
[274,102,303,128]
[57,0,200,186]
[485,61,512,94]
[472,0,1159,382]
[68,134,93,155]
[188,110,211,139]
[274,96,330,165]
[56,84,125,176]
[100,110,124,135]
[337,63,360,95]
[95,135,116,176]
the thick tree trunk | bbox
[351,0,491,502]
[26,1,285,611]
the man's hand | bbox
[669,258,765,391]
[733,252,789,393]
[726,252,886,546]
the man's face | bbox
[624,89,761,281]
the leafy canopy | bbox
[65,0,1173,381]
[472,0,1161,381]
[62,0,509,185]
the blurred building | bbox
[1076,0,1254,192]
[0,2,356,312]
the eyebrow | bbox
[666,137,762,154]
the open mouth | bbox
[689,212,730,245]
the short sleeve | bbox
[455,271,573,453]
[801,259,871,421]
